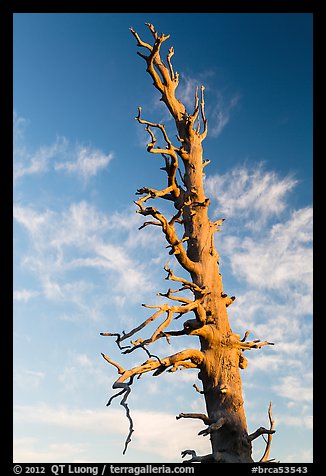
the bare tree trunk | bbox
[101,23,275,463]
[174,116,254,463]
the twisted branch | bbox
[135,107,181,203]
[130,23,183,118]
[186,85,207,140]
[130,23,208,142]
[176,412,213,426]
[164,263,206,295]
[193,383,205,394]
[130,296,207,349]
[100,264,209,363]
[239,339,274,351]
[232,330,274,351]
[200,85,208,140]
[260,402,275,462]
[101,347,204,452]
[198,417,227,436]
[135,203,198,273]
[167,47,177,81]
[157,287,193,304]
[181,450,218,463]
[248,426,276,442]
[177,412,227,437]
[130,24,170,94]
[102,349,204,385]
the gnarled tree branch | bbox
[193,383,205,394]
[135,107,181,203]
[181,450,219,463]
[103,348,204,384]
[231,330,274,351]
[128,296,207,350]
[248,426,276,442]
[130,23,185,122]
[176,412,213,426]
[239,339,275,351]
[135,203,198,273]
[101,348,204,454]
[164,262,207,296]
[260,402,275,462]
[198,417,227,436]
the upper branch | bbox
[135,107,182,202]
[200,85,208,140]
[130,24,185,122]
[167,47,178,81]
[130,24,169,89]
[129,27,153,52]
[131,22,210,150]
[135,107,178,156]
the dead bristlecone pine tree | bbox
[101,23,276,463]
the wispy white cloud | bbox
[14,369,45,389]
[206,164,312,303]
[107,205,166,254]
[48,201,110,248]
[13,110,29,141]
[13,437,88,463]
[13,200,155,309]
[273,375,313,403]
[222,206,312,294]
[244,351,300,375]
[54,146,113,182]
[284,448,313,463]
[13,112,113,183]
[13,403,211,462]
[58,353,108,393]
[13,205,54,240]
[229,289,312,342]
[14,136,68,181]
[15,400,312,463]
[278,414,313,430]
[205,162,298,228]
[13,289,39,302]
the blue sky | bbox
[13,13,313,463]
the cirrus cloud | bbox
[54,146,113,182]
[14,112,113,183]
[205,162,298,228]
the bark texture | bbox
[101,23,275,463]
